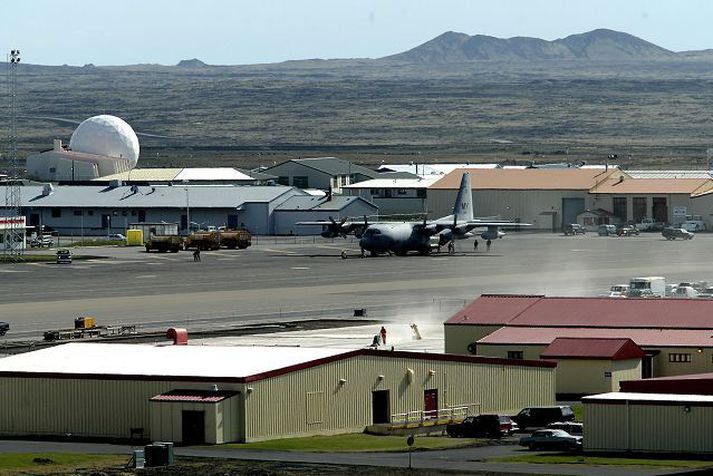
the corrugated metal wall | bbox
[585,401,713,453]
[0,378,170,439]
[245,354,554,442]
[0,377,244,442]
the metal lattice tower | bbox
[3,49,23,260]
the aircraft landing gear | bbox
[360,248,366,258]
[341,250,348,260]
[447,242,455,255]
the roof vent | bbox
[166,327,188,345]
[41,183,54,196]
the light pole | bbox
[185,188,190,234]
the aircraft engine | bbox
[437,229,453,246]
[480,230,505,240]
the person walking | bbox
[193,248,201,262]
[473,240,479,251]
[380,326,387,346]
[486,239,492,252]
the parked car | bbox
[512,406,575,430]
[547,421,583,436]
[616,224,639,236]
[597,224,617,236]
[446,414,517,438]
[519,429,582,451]
[662,227,694,240]
[563,224,585,236]
[0,321,9,336]
[30,236,54,248]
[107,233,126,241]
[682,220,705,232]
[607,284,629,298]
[56,249,72,264]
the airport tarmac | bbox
[1,233,712,340]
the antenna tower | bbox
[3,49,23,260]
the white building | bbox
[26,115,139,182]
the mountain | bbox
[385,29,676,62]
[176,58,209,68]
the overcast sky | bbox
[5,0,712,65]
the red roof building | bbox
[540,338,645,361]
[446,294,713,386]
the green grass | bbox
[69,239,124,247]
[571,403,583,422]
[0,453,126,475]
[0,254,105,263]
[494,454,713,469]
[217,433,480,452]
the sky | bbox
[4,0,713,66]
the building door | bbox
[652,197,668,224]
[227,214,239,229]
[182,410,205,445]
[642,351,659,379]
[372,390,390,424]
[561,198,585,229]
[138,210,146,222]
[424,389,438,418]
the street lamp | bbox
[185,188,190,233]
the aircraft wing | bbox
[295,218,369,238]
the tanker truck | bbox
[219,229,252,249]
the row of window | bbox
[370,189,427,198]
[506,351,702,364]
[51,209,145,218]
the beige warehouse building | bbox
[583,392,713,454]
[445,295,713,395]
[0,343,555,444]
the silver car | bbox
[519,429,582,451]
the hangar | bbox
[0,343,555,443]
[445,295,713,390]
[427,168,621,231]
[1,184,376,236]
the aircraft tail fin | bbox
[453,172,473,223]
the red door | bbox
[424,389,438,419]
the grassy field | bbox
[494,453,713,469]
[216,433,481,452]
[5,61,713,172]
[0,453,127,476]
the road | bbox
[1,232,711,338]
[0,439,702,476]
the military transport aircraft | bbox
[306,172,525,256]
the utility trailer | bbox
[43,316,137,341]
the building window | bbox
[277,176,289,186]
[397,189,407,195]
[293,176,309,188]
[507,351,524,360]
[612,197,627,222]
[131,210,137,216]
[384,189,392,198]
[370,189,380,196]
[49,167,56,173]
[417,189,427,199]
[51,208,62,218]
[73,210,83,216]
[668,353,691,363]
[87,210,94,216]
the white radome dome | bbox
[69,115,140,167]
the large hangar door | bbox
[562,198,585,229]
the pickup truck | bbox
[0,321,9,336]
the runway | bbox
[1,233,711,338]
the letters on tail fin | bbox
[453,172,474,223]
